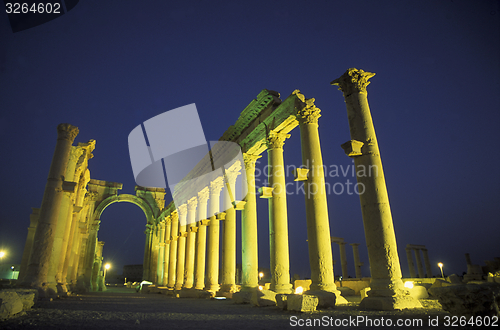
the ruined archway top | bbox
[92,194,155,225]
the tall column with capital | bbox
[351,243,363,278]
[332,68,421,310]
[167,212,179,289]
[295,99,342,297]
[338,242,348,279]
[241,154,261,290]
[406,248,416,278]
[414,249,425,278]
[194,188,209,290]
[220,163,241,294]
[21,123,79,294]
[422,248,432,278]
[184,197,198,289]
[157,221,166,285]
[266,131,293,294]
[175,204,188,290]
[205,177,224,292]
[163,216,171,286]
[143,224,152,281]
[150,227,159,283]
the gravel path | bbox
[1,287,454,329]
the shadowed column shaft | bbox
[184,198,198,289]
[205,177,224,292]
[194,189,209,290]
[175,204,188,290]
[21,124,79,290]
[167,212,179,289]
[163,216,171,286]
[406,248,417,278]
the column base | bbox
[360,293,422,311]
[271,283,293,294]
[219,283,237,293]
[240,284,259,291]
[56,283,69,296]
[204,284,220,293]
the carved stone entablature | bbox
[57,123,79,142]
[330,68,376,96]
[296,98,321,125]
[266,130,290,150]
[84,191,100,202]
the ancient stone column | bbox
[414,248,425,278]
[194,188,209,290]
[167,212,179,289]
[205,177,224,292]
[332,68,421,310]
[163,215,171,286]
[241,153,261,290]
[350,243,363,279]
[143,224,152,281]
[21,124,79,293]
[19,208,40,283]
[338,242,349,279]
[184,197,198,289]
[422,248,432,278]
[220,163,241,294]
[406,247,417,278]
[175,204,188,290]
[266,131,293,294]
[150,227,159,284]
[295,98,340,295]
[157,221,166,285]
[91,241,105,291]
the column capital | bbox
[331,68,376,96]
[187,197,198,212]
[57,123,79,142]
[198,187,210,204]
[177,204,187,218]
[171,211,179,222]
[243,153,261,169]
[266,131,290,150]
[225,161,241,186]
[209,176,225,195]
[296,98,321,125]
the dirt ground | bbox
[0,287,461,329]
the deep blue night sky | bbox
[1,0,499,280]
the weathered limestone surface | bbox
[429,283,500,317]
[332,69,421,310]
[287,294,319,312]
[251,289,277,307]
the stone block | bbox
[251,289,276,307]
[275,294,290,310]
[408,285,429,299]
[15,289,37,310]
[337,286,355,297]
[429,282,500,317]
[232,291,252,304]
[294,279,312,291]
[305,290,336,309]
[287,294,318,312]
[447,274,463,284]
[0,290,24,320]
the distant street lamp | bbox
[259,272,264,282]
[438,262,444,279]
[104,263,111,283]
[0,251,5,260]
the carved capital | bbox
[266,131,290,150]
[330,68,375,96]
[209,176,225,195]
[170,211,179,223]
[198,187,210,204]
[225,161,241,186]
[57,123,79,142]
[177,204,187,218]
[243,153,261,170]
[296,98,321,125]
[187,197,198,212]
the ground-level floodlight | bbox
[438,262,444,279]
[104,263,111,282]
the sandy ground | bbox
[0,287,460,329]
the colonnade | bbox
[330,237,363,279]
[405,244,432,278]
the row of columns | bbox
[142,96,347,303]
[405,244,432,278]
[330,237,363,279]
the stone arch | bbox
[93,194,155,224]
